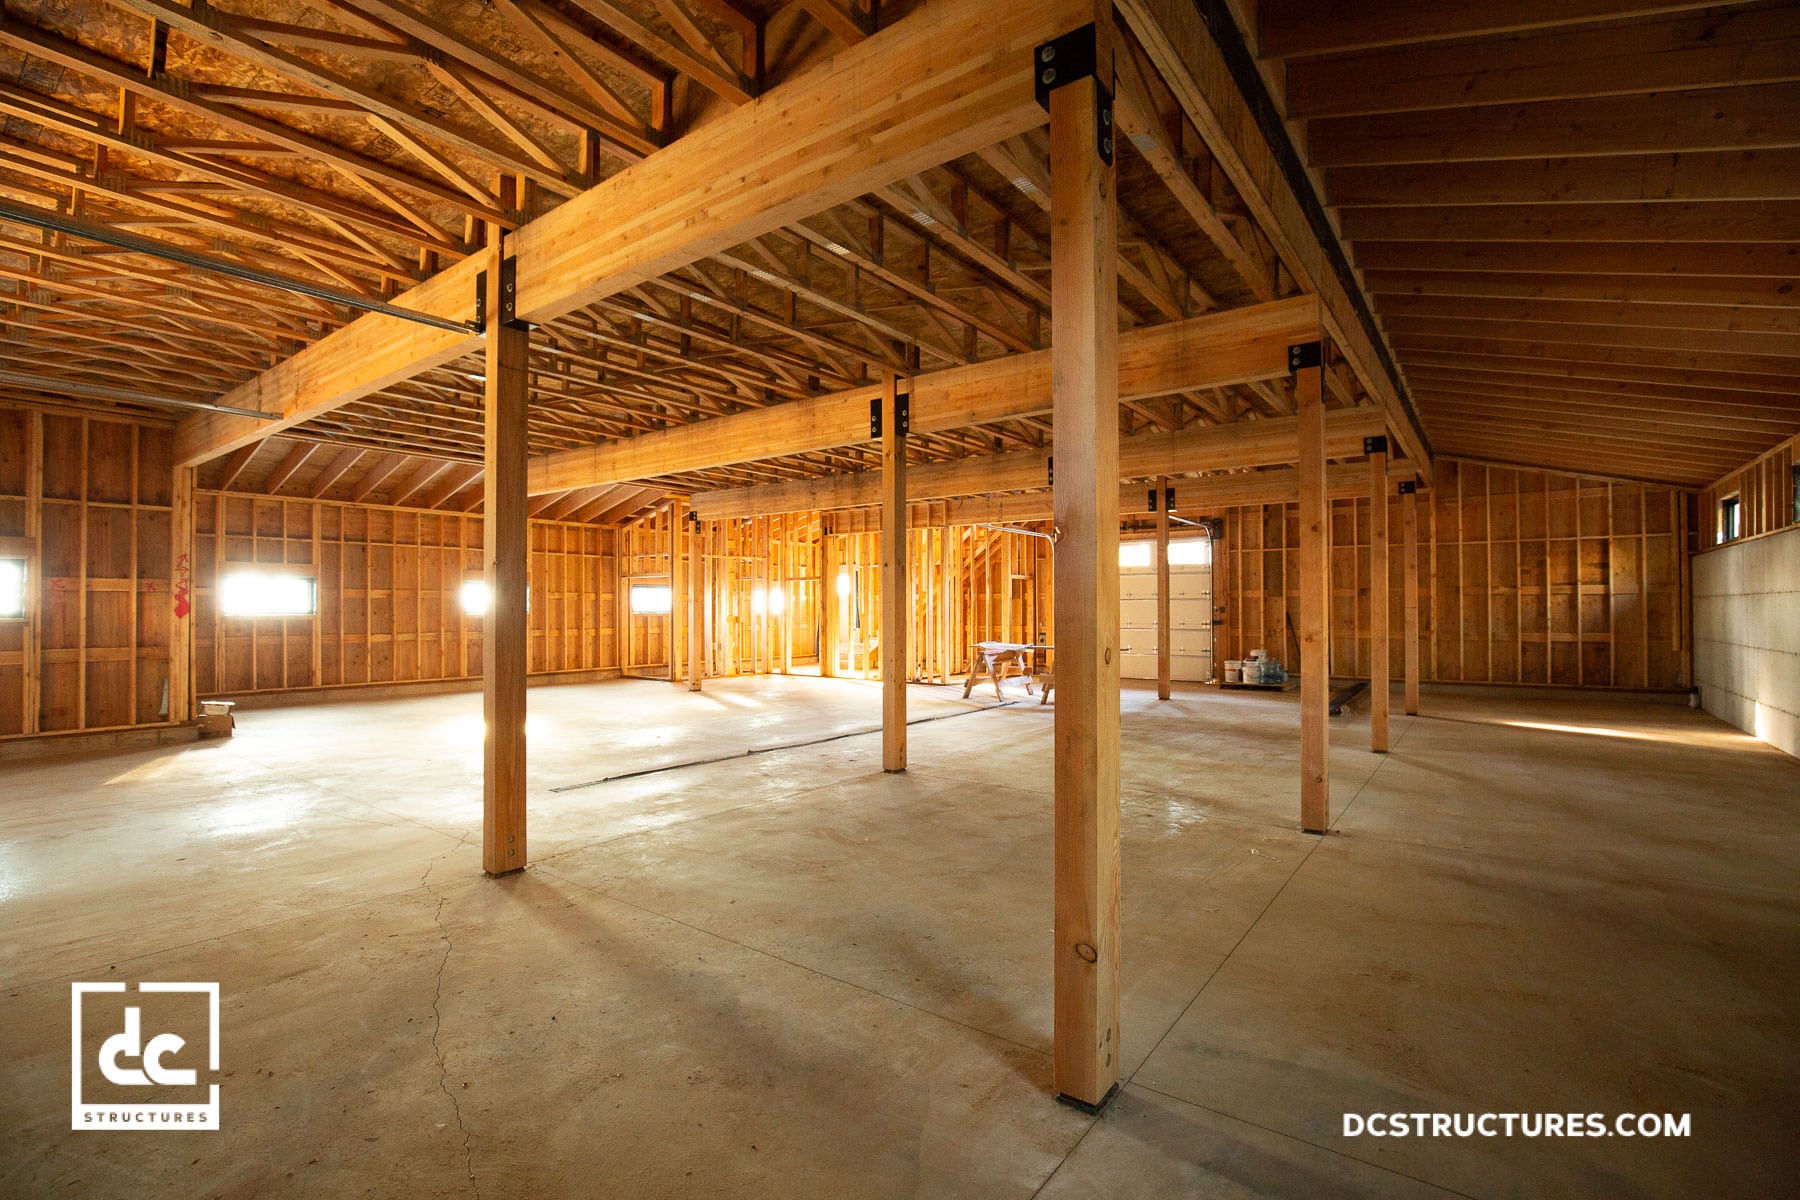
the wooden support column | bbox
[821,532,839,678]
[1295,338,1329,833]
[1049,19,1122,1111]
[671,500,685,685]
[1368,440,1390,752]
[880,372,908,773]
[483,254,530,877]
[1155,475,1170,701]
[1403,483,1421,716]
[169,464,195,724]
[688,514,703,692]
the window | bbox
[220,570,316,617]
[629,584,672,614]
[1118,542,1153,569]
[750,586,785,616]
[1792,465,1799,526]
[0,558,24,619]
[1168,537,1212,566]
[460,579,530,616]
[1718,495,1741,544]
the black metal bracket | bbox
[1287,340,1322,373]
[1147,486,1176,513]
[477,258,534,331]
[1034,24,1114,165]
[1398,480,1417,496]
[1056,1081,1121,1117]
[869,381,910,439]
[498,255,532,331]
[1047,455,1054,486]
[1364,435,1389,456]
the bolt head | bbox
[1041,67,1056,86]
[1040,45,1054,62]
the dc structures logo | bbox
[71,982,220,1130]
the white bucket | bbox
[1224,660,1243,684]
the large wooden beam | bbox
[175,0,1085,468]
[690,407,1384,519]
[880,373,907,772]
[1296,340,1329,833]
[1117,0,1431,477]
[930,459,1413,524]
[1369,439,1390,753]
[529,296,1317,495]
[1049,26,1122,1111]
[482,262,530,877]
[508,0,1084,325]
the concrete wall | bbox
[1694,526,1800,759]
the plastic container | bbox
[1224,660,1243,683]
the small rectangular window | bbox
[1718,495,1741,544]
[1118,542,1152,569]
[1791,465,1799,526]
[1167,537,1212,566]
[630,584,672,614]
[220,570,316,617]
[0,558,24,618]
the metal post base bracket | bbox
[1055,1081,1122,1116]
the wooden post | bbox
[821,532,839,678]
[688,515,703,691]
[22,412,41,733]
[670,500,684,684]
[1156,474,1171,701]
[169,464,195,724]
[880,372,907,773]
[1403,483,1421,716]
[1369,442,1390,752]
[1295,337,1329,833]
[1049,22,1121,1111]
[483,254,529,877]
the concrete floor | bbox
[2,674,1796,1198]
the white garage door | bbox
[1119,536,1213,682]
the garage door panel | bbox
[1172,630,1212,656]
[1172,653,1211,679]
[1121,652,1157,680]
[1121,596,1157,627]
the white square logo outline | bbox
[71,981,221,1131]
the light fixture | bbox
[460,578,489,616]
[836,570,852,597]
